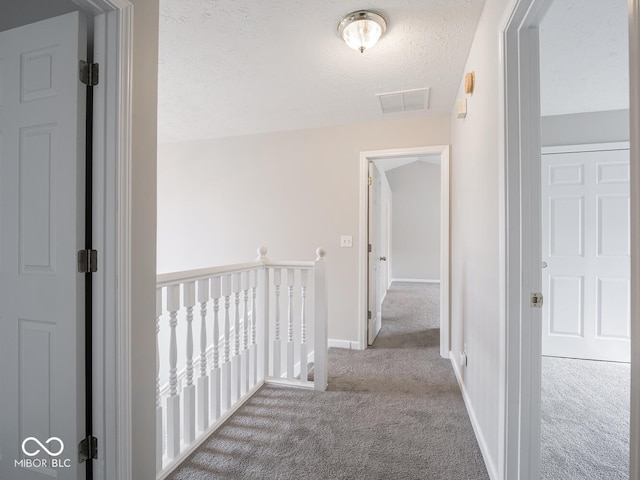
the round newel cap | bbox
[315,247,327,260]
[256,246,268,260]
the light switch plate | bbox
[340,235,353,247]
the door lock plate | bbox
[530,293,543,308]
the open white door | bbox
[542,145,631,362]
[367,162,383,345]
[0,12,87,479]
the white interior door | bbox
[0,12,87,479]
[541,145,631,362]
[368,162,383,345]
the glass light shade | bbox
[338,11,387,53]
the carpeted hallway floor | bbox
[167,282,489,480]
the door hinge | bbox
[530,292,543,308]
[78,249,98,273]
[368,244,372,253]
[368,176,372,186]
[78,436,98,463]
[368,310,372,320]
[80,60,99,87]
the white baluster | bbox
[314,248,328,391]
[182,282,196,444]
[256,247,269,384]
[221,275,232,411]
[273,268,282,378]
[287,268,295,381]
[300,269,309,384]
[241,271,250,395]
[197,279,209,432]
[231,273,241,403]
[166,284,181,459]
[156,288,163,472]
[210,277,221,420]
[250,268,258,386]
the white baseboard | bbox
[450,354,498,480]
[328,339,360,350]
[392,278,441,284]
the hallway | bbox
[167,282,488,479]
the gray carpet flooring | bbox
[541,356,630,479]
[168,282,489,480]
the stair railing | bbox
[155,247,328,478]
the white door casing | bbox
[0,12,86,479]
[542,144,630,362]
[367,162,383,345]
[359,145,451,354]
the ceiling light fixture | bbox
[338,10,387,53]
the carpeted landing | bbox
[541,356,630,479]
[168,282,489,480]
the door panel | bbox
[548,276,583,336]
[542,147,630,362]
[597,195,629,256]
[0,12,86,479]
[368,162,382,345]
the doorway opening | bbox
[358,146,450,356]
[499,0,639,478]
[0,2,134,479]
[537,1,631,477]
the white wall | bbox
[157,115,450,344]
[449,0,510,477]
[386,161,441,281]
[541,109,630,146]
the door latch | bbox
[530,292,543,308]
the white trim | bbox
[450,356,498,480]
[499,1,551,478]
[629,0,640,477]
[328,339,360,350]
[391,278,441,284]
[358,145,451,356]
[104,3,133,479]
[73,0,133,478]
[496,7,512,479]
[541,141,630,155]
[439,146,451,358]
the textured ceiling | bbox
[158,0,486,143]
[539,0,629,116]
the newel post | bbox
[313,248,328,391]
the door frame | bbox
[71,1,134,478]
[498,0,640,478]
[358,145,451,357]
